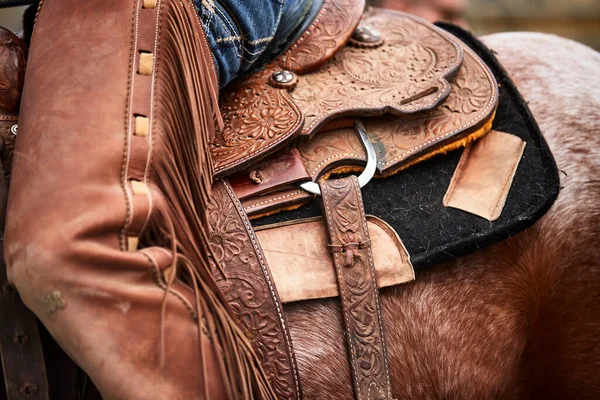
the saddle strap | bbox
[207,181,301,400]
[319,176,393,400]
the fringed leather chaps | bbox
[4,0,272,398]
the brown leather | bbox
[242,188,314,218]
[0,27,25,116]
[298,41,499,180]
[1,2,500,399]
[0,27,25,182]
[278,0,365,74]
[230,149,310,200]
[255,216,414,304]
[0,166,49,400]
[211,6,464,177]
[4,0,265,398]
[443,130,526,221]
[319,176,392,400]
[236,39,498,218]
[207,181,301,400]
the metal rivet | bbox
[20,383,38,396]
[10,124,18,136]
[13,331,28,345]
[352,26,381,43]
[271,70,295,84]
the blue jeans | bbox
[193,0,321,87]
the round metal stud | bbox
[269,69,297,89]
[272,70,294,84]
[350,25,384,48]
[10,124,17,136]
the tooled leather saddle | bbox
[0,0,558,399]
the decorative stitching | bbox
[310,152,365,176]
[119,0,141,251]
[139,0,164,234]
[243,190,305,210]
[224,181,301,398]
[381,44,498,168]
[321,181,362,400]
[357,178,392,398]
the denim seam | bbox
[216,35,275,56]
[200,0,214,25]
[214,2,243,57]
[216,35,275,45]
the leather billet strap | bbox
[319,176,393,400]
[207,181,301,400]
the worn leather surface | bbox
[207,181,300,400]
[211,6,464,177]
[4,1,229,399]
[210,0,364,178]
[443,130,526,221]
[255,216,414,304]
[319,176,392,400]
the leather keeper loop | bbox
[128,135,151,180]
[138,52,154,75]
[130,179,149,195]
[127,236,139,252]
[142,0,157,9]
[134,115,149,137]
[128,190,152,234]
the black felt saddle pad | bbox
[252,24,560,270]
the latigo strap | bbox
[320,176,392,400]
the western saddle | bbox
[0,0,553,399]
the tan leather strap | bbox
[207,180,301,400]
[319,176,392,400]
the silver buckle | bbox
[299,120,377,196]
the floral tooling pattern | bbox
[207,182,299,399]
[297,43,498,179]
[320,177,392,399]
[211,6,463,178]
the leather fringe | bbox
[141,1,275,399]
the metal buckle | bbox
[299,120,377,196]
